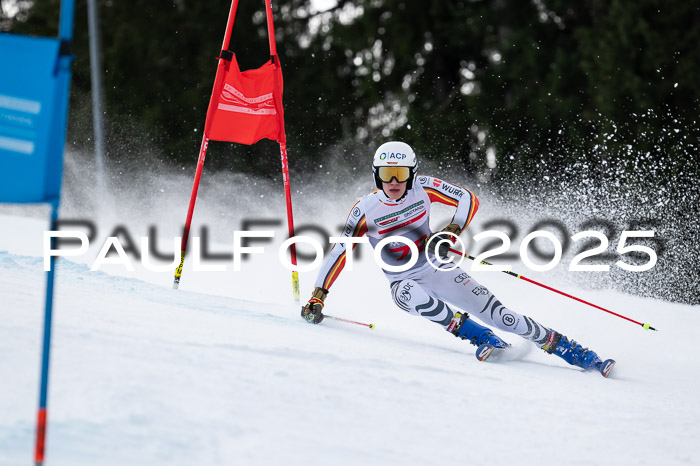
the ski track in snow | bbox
[1,215,699,466]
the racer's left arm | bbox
[418,176,479,254]
[418,175,479,234]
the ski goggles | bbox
[376,166,412,183]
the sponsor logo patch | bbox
[447,317,460,333]
[398,282,413,303]
[378,210,426,235]
[379,152,407,161]
[442,184,464,198]
[377,216,399,227]
[542,331,556,352]
[472,286,488,296]
[374,200,425,226]
[502,314,516,327]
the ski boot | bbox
[449,312,509,361]
[542,331,615,377]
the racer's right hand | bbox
[301,287,328,324]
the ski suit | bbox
[314,175,551,347]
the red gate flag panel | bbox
[204,55,284,145]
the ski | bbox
[475,343,512,362]
[477,344,617,379]
[599,359,616,378]
[475,343,495,361]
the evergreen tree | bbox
[3,0,698,181]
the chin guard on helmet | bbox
[372,141,418,190]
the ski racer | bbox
[301,141,614,377]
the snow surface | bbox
[1,201,699,465]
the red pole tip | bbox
[34,408,47,464]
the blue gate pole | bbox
[58,0,76,42]
[34,0,75,464]
[34,202,59,466]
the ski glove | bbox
[426,223,462,257]
[301,287,328,324]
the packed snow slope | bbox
[1,211,699,466]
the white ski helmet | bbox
[372,141,418,189]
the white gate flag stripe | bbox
[0,94,41,114]
[217,104,277,115]
[0,135,35,154]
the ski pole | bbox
[324,314,375,329]
[448,247,657,331]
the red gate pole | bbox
[173,0,240,289]
[266,0,300,302]
[277,139,300,301]
[174,134,209,288]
